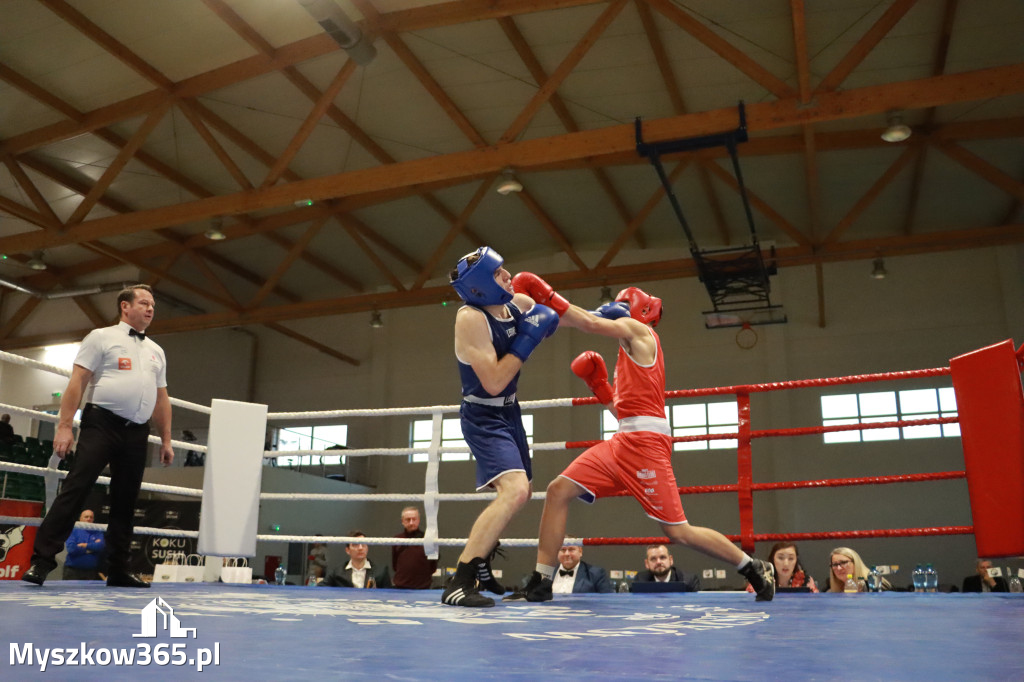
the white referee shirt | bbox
[552,565,578,594]
[75,321,167,424]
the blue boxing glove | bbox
[508,304,559,362]
[592,301,630,320]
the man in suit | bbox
[962,558,1009,593]
[321,531,392,589]
[550,544,613,594]
[632,544,701,592]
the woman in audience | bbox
[746,541,819,593]
[769,542,819,592]
[825,546,891,592]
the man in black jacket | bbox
[321,531,392,589]
[962,558,1009,593]
[632,544,701,592]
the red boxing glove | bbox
[511,272,570,316]
[571,351,613,404]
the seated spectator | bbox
[321,531,391,589]
[307,535,328,582]
[392,506,437,589]
[181,430,204,467]
[745,541,819,593]
[770,541,818,592]
[0,414,14,443]
[306,563,325,586]
[962,558,1009,593]
[550,544,613,594]
[632,544,701,591]
[825,547,891,593]
[62,509,105,581]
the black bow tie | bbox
[559,569,575,577]
[129,328,146,341]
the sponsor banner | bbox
[84,490,199,575]
[0,499,42,580]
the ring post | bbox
[950,339,1024,557]
[422,412,442,560]
[197,399,268,558]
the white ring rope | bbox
[0,402,208,453]
[263,441,569,460]
[0,513,561,549]
[1,347,589,561]
[0,515,199,538]
[0,349,210,414]
[0,461,204,499]
[259,491,548,502]
[266,397,576,421]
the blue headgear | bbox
[450,247,513,306]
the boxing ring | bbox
[0,340,1022,680]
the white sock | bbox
[736,554,752,571]
[536,563,556,579]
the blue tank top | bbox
[458,303,524,400]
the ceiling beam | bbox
[4,63,1021,257]
[3,221,1021,350]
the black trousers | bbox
[32,404,150,573]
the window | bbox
[274,424,348,466]
[410,414,534,462]
[820,387,959,443]
[43,342,80,369]
[599,402,738,451]
[672,402,738,451]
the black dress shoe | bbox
[106,572,151,588]
[21,563,52,586]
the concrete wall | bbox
[2,245,1022,589]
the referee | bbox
[23,284,174,587]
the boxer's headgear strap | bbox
[451,247,513,306]
[615,286,663,327]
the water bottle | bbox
[1008,568,1023,593]
[866,566,881,593]
[844,574,859,593]
[924,563,938,593]
[912,564,926,592]
[274,565,286,585]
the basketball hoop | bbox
[736,322,758,350]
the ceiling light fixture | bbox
[870,256,888,280]
[204,217,227,241]
[496,168,523,195]
[298,0,377,66]
[881,111,912,143]
[370,310,383,328]
[27,251,47,271]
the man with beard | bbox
[632,544,701,591]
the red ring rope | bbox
[561,337,1024,557]
[583,526,975,546]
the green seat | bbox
[10,444,27,464]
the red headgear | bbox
[615,287,663,327]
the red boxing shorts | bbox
[559,430,687,525]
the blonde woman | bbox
[826,547,891,592]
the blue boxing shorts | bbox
[460,401,532,491]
